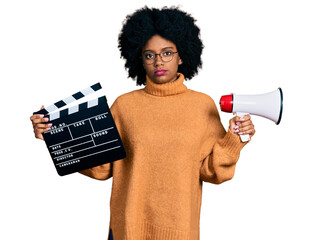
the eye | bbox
[144,53,154,60]
[163,51,173,56]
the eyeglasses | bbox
[142,50,178,65]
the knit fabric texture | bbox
[80,74,247,240]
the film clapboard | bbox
[33,83,126,176]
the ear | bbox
[179,58,183,65]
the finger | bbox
[34,129,44,140]
[251,128,256,137]
[36,123,52,129]
[234,115,243,122]
[239,124,255,136]
[235,114,251,123]
[229,117,239,133]
[31,117,50,126]
[245,130,255,138]
[30,105,45,120]
[34,127,51,140]
[234,116,250,127]
[238,120,253,128]
[35,127,51,134]
[30,114,44,121]
[239,125,251,134]
[240,129,256,137]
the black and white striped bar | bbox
[49,96,107,121]
[34,82,101,116]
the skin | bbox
[30,35,255,140]
[230,114,255,140]
[142,35,182,84]
[30,106,49,140]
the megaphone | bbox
[220,88,283,142]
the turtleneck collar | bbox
[144,73,188,97]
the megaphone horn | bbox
[220,88,283,125]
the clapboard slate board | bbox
[33,83,126,176]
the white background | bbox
[1,0,312,239]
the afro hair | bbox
[118,6,204,85]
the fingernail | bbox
[46,128,51,130]
[238,132,243,135]
[39,114,44,118]
[236,122,240,125]
[235,130,239,133]
[234,126,239,129]
[240,117,245,121]
[44,118,49,121]
[47,123,52,127]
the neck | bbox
[144,73,188,97]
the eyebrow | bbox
[143,47,174,53]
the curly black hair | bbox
[118,6,204,85]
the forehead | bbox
[142,35,177,52]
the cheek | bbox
[143,64,153,73]
[171,60,181,71]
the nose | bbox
[154,54,163,66]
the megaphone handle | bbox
[236,112,250,142]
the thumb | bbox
[229,117,237,132]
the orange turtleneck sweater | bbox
[80,74,247,240]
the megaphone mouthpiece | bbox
[220,94,234,113]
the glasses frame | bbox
[142,51,178,65]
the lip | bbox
[154,69,167,76]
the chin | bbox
[151,75,176,84]
[154,78,168,84]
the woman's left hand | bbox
[229,114,256,140]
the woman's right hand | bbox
[30,106,52,140]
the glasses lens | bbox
[161,51,174,62]
[143,53,154,65]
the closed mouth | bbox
[154,69,167,76]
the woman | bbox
[30,6,255,240]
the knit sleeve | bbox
[200,97,247,184]
[79,98,122,180]
[200,130,247,184]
